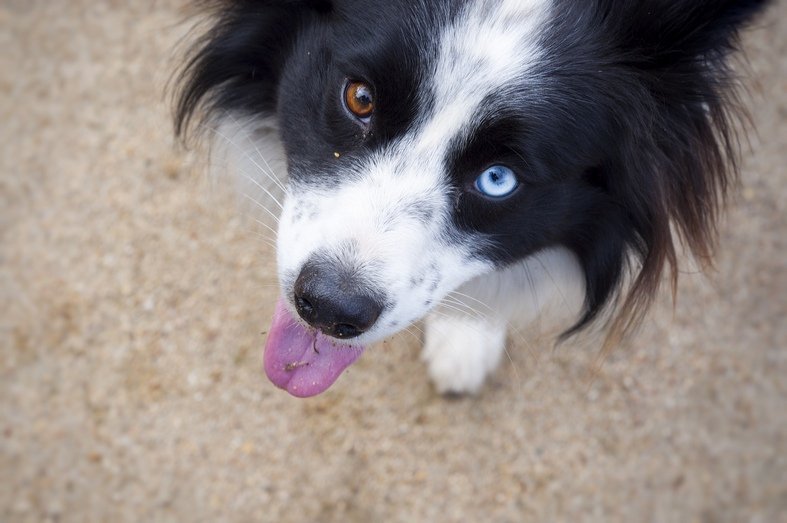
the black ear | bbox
[563,0,772,339]
[174,0,332,139]
[599,0,771,65]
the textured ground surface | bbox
[1,1,785,522]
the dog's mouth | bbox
[263,297,365,397]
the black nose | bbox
[293,262,383,339]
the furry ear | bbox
[581,0,773,341]
[173,0,332,140]
[598,0,772,65]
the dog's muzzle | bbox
[292,258,384,339]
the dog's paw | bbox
[422,313,507,395]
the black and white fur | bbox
[175,0,771,393]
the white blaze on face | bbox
[414,0,551,156]
[276,0,552,341]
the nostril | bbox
[333,323,361,339]
[294,294,315,319]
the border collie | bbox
[174,0,771,397]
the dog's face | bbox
[176,0,770,394]
[274,0,613,344]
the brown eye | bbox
[344,81,374,119]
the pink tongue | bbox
[263,297,365,397]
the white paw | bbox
[421,313,507,395]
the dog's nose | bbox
[293,262,383,339]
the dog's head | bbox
[176,0,769,395]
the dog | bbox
[174,0,771,397]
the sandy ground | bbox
[1,1,785,522]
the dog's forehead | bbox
[412,0,551,155]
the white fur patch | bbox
[414,0,550,155]
[423,312,508,394]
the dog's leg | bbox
[422,248,583,394]
[422,306,507,394]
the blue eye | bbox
[474,165,518,198]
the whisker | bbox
[400,327,423,344]
[501,344,525,397]
[205,124,288,193]
[407,323,425,336]
[236,168,284,209]
[436,300,488,321]
[444,290,541,366]
[229,114,288,192]
[447,290,496,313]
[252,217,279,240]
[242,193,280,224]
[245,231,278,251]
